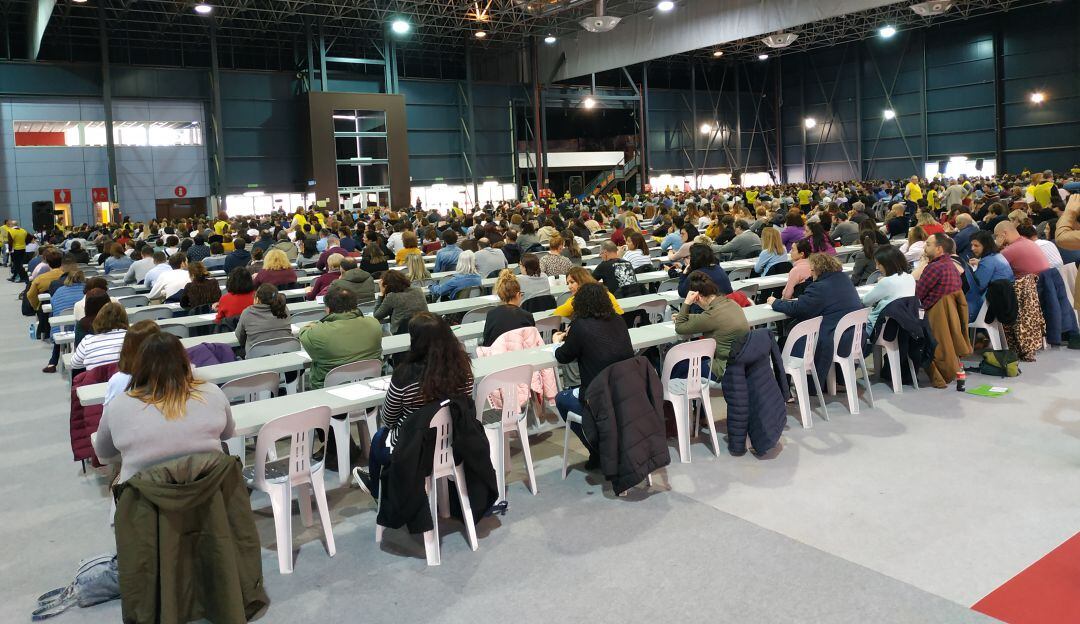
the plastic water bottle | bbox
[956,369,966,392]
[28,322,36,340]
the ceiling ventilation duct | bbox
[580,0,621,33]
[910,0,954,17]
[761,32,798,48]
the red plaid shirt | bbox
[915,254,962,310]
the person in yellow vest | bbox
[314,211,327,227]
[213,213,229,235]
[6,220,30,283]
[611,190,623,207]
[797,184,813,208]
[1032,170,1055,209]
[745,188,759,205]
[926,182,940,211]
[0,219,10,267]
[904,175,923,203]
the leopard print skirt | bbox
[1003,274,1045,362]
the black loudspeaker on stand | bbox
[32,201,55,232]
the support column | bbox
[800,56,807,182]
[774,58,783,183]
[690,62,698,186]
[735,64,742,173]
[305,22,315,91]
[642,61,651,186]
[992,27,1005,169]
[509,99,518,188]
[921,31,929,166]
[98,5,118,216]
[318,23,327,92]
[854,41,863,179]
[531,42,543,193]
[209,17,226,212]
[464,43,479,205]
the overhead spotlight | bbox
[657,0,674,11]
[700,123,714,135]
[1030,91,1046,104]
[544,34,557,44]
[581,0,621,32]
[883,109,896,120]
[583,97,596,109]
[712,50,723,57]
[475,30,487,38]
[879,25,897,38]
[758,53,769,61]
[804,117,817,129]
[761,32,798,48]
[910,0,954,17]
[72,0,88,3]
[194,3,212,14]
[391,19,410,34]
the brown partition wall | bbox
[307,92,410,211]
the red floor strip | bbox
[973,532,1080,623]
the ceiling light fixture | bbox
[804,117,817,129]
[1030,91,1046,104]
[762,32,798,48]
[544,34,557,44]
[879,25,897,38]
[194,3,212,14]
[712,50,723,57]
[758,53,769,60]
[657,0,674,11]
[583,97,597,109]
[700,123,715,135]
[910,0,954,17]
[391,19,410,34]
[883,109,897,120]
[475,30,487,38]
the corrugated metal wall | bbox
[780,1,1079,182]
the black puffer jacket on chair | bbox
[581,356,671,495]
[721,329,790,457]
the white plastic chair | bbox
[220,372,281,466]
[161,324,189,338]
[322,359,383,487]
[734,283,760,301]
[826,308,875,414]
[127,305,174,322]
[872,317,920,394]
[290,308,325,324]
[534,315,562,343]
[244,405,336,574]
[638,299,669,324]
[727,267,752,282]
[116,295,149,308]
[781,316,829,428]
[660,339,720,462]
[474,365,538,500]
[657,278,681,293]
[246,336,303,358]
[374,404,478,566]
[462,305,497,325]
[108,286,136,297]
[560,400,655,487]
[968,299,1005,351]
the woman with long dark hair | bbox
[806,221,836,255]
[179,261,222,311]
[215,267,255,323]
[352,312,474,495]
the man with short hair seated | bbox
[298,287,382,389]
[916,233,971,387]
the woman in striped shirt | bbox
[70,302,129,371]
[352,312,474,496]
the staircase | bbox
[579,155,640,198]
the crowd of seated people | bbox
[5,169,1080,619]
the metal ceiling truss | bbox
[680,0,1055,62]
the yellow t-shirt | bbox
[927,189,939,210]
[1032,181,1054,209]
[745,190,759,204]
[291,214,308,228]
[797,189,812,205]
[395,247,421,266]
[8,227,28,250]
[905,182,923,202]
[0,225,9,244]
[552,291,624,318]
[213,220,229,235]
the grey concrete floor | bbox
[3,276,1076,623]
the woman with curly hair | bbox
[551,282,634,464]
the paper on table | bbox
[542,343,560,353]
[989,386,1009,394]
[326,384,383,401]
[366,378,392,391]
